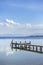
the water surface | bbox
[0,38,43,65]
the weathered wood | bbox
[11,41,43,53]
[40,46,42,52]
[33,45,34,51]
[29,45,31,50]
[36,46,37,52]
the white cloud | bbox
[5,19,21,26]
[6,19,15,24]
[0,19,43,35]
[5,23,10,27]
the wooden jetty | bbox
[10,40,43,53]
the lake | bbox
[0,38,43,65]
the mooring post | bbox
[40,46,42,53]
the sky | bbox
[0,0,43,36]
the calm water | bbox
[0,38,43,65]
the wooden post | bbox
[29,45,31,50]
[17,44,19,48]
[33,45,34,51]
[29,41,31,44]
[15,41,17,48]
[20,41,21,44]
[24,45,27,49]
[40,46,42,53]
[11,40,13,48]
[20,44,22,49]
[20,41,22,48]
[25,41,26,43]
[16,41,17,43]
[36,46,37,52]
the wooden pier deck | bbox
[10,41,43,53]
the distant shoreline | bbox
[0,36,43,39]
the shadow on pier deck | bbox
[10,41,43,54]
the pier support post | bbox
[24,45,27,49]
[25,41,26,43]
[17,44,19,48]
[15,41,17,48]
[15,44,17,48]
[20,45,23,49]
[36,46,38,52]
[40,46,42,53]
[29,45,31,50]
[20,41,21,44]
[33,45,34,51]
[11,40,13,48]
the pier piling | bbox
[10,41,43,53]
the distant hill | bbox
[0,34,43,39]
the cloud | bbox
[5,19,32,28]
[5,19,21,26]
[0,19,43,35]
[6,19,15,24]
[5,23,10,27]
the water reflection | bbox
[11,47,43,55]
[0,39,43,65]
[0,46,43,65]
[0,47,16,56]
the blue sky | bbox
[0,0,43,36]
